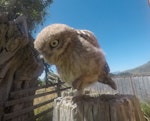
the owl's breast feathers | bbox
[57,44,105,86]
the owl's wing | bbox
[76,30,100,48]
[98,62,117,90]
[76,30,110,72]
[104,62,110,74]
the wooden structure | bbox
[87,75,150,101]
[53,92,145,121]
[2,82,70,121]
[0,13,43,121]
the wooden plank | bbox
[3,98,55,120]
[143,77,149,96]
[10,82,65,97]
[140,77,146,100]
[131,77,138,96]
[147,76,150,95]
[116,77,124,94]
[5,87,71,107]
[124,77,132,94]
[135,77,142,99]
[130,77,135,95]
[121,77,126,94]
[142,76,150,101]
[139,77,144,99]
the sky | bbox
[33,0,150,72]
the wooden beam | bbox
[10,82,65,98]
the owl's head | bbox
[34,24,77,65]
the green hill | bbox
[116,61,150,76]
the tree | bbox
[0,0,53,32]
[0,0,53,121]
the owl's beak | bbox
[38,55,46,63]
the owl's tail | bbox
[98,76,117,90]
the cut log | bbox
[53,91,145,121]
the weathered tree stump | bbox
[53,91,145,121]
[0,13,43,121]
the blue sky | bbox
[34,0,150,72]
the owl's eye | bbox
[50,40,59,48]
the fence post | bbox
[56,83,61,97]
[53,92,145,121]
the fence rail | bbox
[3,82,71,121]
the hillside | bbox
[117,61,150,75]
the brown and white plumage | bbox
[34,24,116,93]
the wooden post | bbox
[56,83,61,97]
[53,91,145,121]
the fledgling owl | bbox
[34,24,117,93]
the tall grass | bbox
[141,102,150,121]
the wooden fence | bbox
[87,75,150,102]
[2,82,70,121]
[2,75,150,121]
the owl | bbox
[34,24,116,94]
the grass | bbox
[34,87,57,121]
[141,102,150,121]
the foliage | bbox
[141,102,150,120]
[38,78,46,86]
[0,0,53,32]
